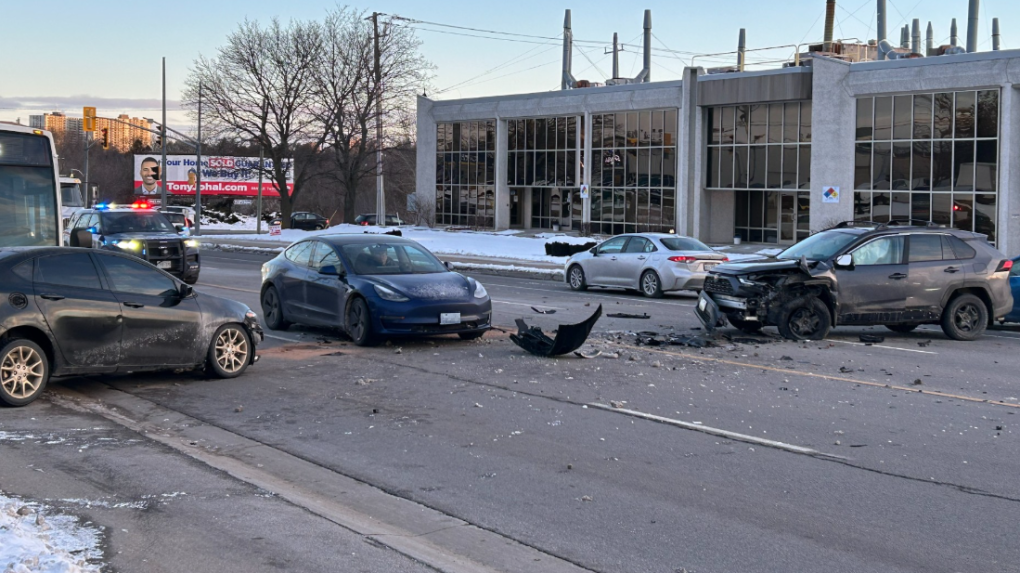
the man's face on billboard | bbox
[141,160,159,186]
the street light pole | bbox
[161,56,168,207]
[373,12,386,226]
[195,81,202,235]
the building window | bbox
[507,116,578,229]
[707,103,812,243]
[853,90,999,243]
[435,120,496,227]
[588,109,678,235]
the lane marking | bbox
[264,333,304,343]
[197,283,260,294]
[826,339,937,355]
[482,281,694,307]
[493,300,565,311]
[619,342,1020,410]
[587,403,842,459]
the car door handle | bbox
[123,302,145,308]
[40,293,65,301]
[944,267,960,273]
[889,273,907,280]
[637,256,647,260]
[609,256,618,261]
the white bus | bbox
[59,175,85,228]
[0,123,61,246]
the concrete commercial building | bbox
[415,11,1019,255]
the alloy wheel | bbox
[570,267,584,289]
[214,328,249,374]
[263,290,280,323]
[789,308,821,337]
[349,301,366,340]
[1,345,45,400]
[642,273,659,295]
[954,303,981,332]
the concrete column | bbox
[415,96,437,226]
[808,57,855,231]
[680,67,700,237]
[582,111,592,228]
[494,118,510,230]
[999,86,1018,255]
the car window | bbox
[341,243,445,275]
[12,260,33,281]
[101,212,176,234]
[68,212,82,229]
[947,235,977,260]
[35,253,103,289]
[908,234,944,262]
[309,241,342,271]
[660,237,711,252]
[597,236,628,255]
[777,230,860,261]
[852,236,905,266]
[284,241,314,266]
[623,237,652,253]
[1010,260,1020,277]
[96,254,179,297]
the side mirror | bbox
[86,226,98,234]
[318,264,343,277]
[590,247,599,256]
[835,254,853,269]
[443,261,453,270]
[73,229,93,249]
[178,283,194,298]
[174,224,185,233]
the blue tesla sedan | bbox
[260,235,492,345]
[1006,255,1020,323]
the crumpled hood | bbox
[711,258,802,275]
[368,272,474,301]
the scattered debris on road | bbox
[859,334,885,344]
[510,305,602,357]
[573,350,602,359]
[606,312,650,319]
[531,307,556,314]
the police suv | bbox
[63,201,201,284]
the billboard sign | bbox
[133,155,294,197]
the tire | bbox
[885,324,919,333]
[940,293,988,341]
[777,296,832,341]
[0,339,50,407]
[458,330,486,340]
[728,316,763,334]
[314,225,324,231]
[640,270,663,298]
[347,297,381,347]
[207,324,252,378]
[567,265,587,291]
[261,285,290,330]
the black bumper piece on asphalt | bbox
[510,304,602,357]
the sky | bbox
[1,0,1016,131]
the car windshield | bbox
[660,237,711,252]
[164,213,186,225]
[776,230,860,261]
[341,242,446,275]
[101,211,176,234]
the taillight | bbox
[668,256,697,263]
[996,259,1014,273]
[721,257,729,262]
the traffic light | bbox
[101,128,109,150]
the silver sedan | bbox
[564,233,729,298]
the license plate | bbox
[157,261,172,269]
[440,312,461,325]
[703,262,718,270]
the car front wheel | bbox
[777,296,831,341]
[568,265,587,291]
[640,270,663,298]
[261,285,290,330]
[0,339,49,407]
[208,324,252,378]
[940,294,988,341]
[347,297,380,346]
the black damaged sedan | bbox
[0,247,263,406]
[260,235,491,346]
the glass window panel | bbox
[952,193,973,232]
[615,113,627,146]
[911,142,931,190]
[487,121,495,151]
[750,105,767,144]
[436,155,444,184]
[720,147,734,188]
[797,192,810,230]
[592,116,602,149]
[639,112,652,146]
[892,143,911,190]
[913,94,932,139]
[749,146,766,188]
[709,108,720,145]
[931,193,952,225]
[651,111,664,145]
[874,97,892,140]
[720,107,735,144]
[764,191,778,229]
[798,146,811,190]
[548,118,559,150]
[953,140,975,190]
[650,149,663,186]
[625,112,637,147]
[662,148,676,188]
[911,192,931,222]
[535,118,546,150]
[768,104,784,144]
[974,140,996,192]
[955,91,975,139]
[734,105,750,145]
[451,123,461,152]
[766,146,781,188]
[855,143,872,190]
[891,191,910,220]
[664,109,677,147]
[735,191,749,227]
[781,145,798,189]
[486,152,495,184]
[872,142,892,190]
[856,98,873,141]
[977,90,999,138]
[707,147,719,188]
[733,146,749,188]
[893,95,912,140]
[661,191,675,231]
[636,149,650,187]
[783,103,798,143]
[908,234,943,262]
[525,119,536,149]
[934,93,953,138]
[559,117,568,149]
[872,191,891,222]
[506,121,516,151]
[750,191,764,227]
[799,102,812,142]
[854,191,871,219]
[602,189,613,221]
[568,116,577,149]
[649,189,662,228]
[931,141,953,190]
[975,194,996,242]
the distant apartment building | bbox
[27,112,153,151]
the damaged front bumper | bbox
[244,310,264,364]
[511,304,602,356]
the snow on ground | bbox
[0,491,105,573]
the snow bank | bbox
[0,492,105,573]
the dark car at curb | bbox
[0,247,263,407]
[63,203,201,284]
[260,235,491,346]
[289,211,331,230]
[696,222,1014,341]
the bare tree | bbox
[312,7,433,224]
[182,18,323,227]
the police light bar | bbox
[95,202,111,210]
[131,201,152,209]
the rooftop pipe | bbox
[966,0,979,53]
[876,0,887,43]
[562,10,577,90]
[951,18,959,46]
[737,28,746,71]
[992,18,1000,50]
[912,19,921,53]
[900,25,910,48]
[823,0,836,52]
[612,32,620,79]
[926,22,934,55]
[632,10,652,83]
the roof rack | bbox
[831,220,881,229]
[884,219,944,228]
[829,219,945,231]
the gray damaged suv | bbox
[696,222,1014,341]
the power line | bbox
[434,42,560,95]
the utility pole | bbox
[373,12,386,226]
[195,81,203,235]
[256,146,264,235]
[161,56,168,207]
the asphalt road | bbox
[3,249,1020,573]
